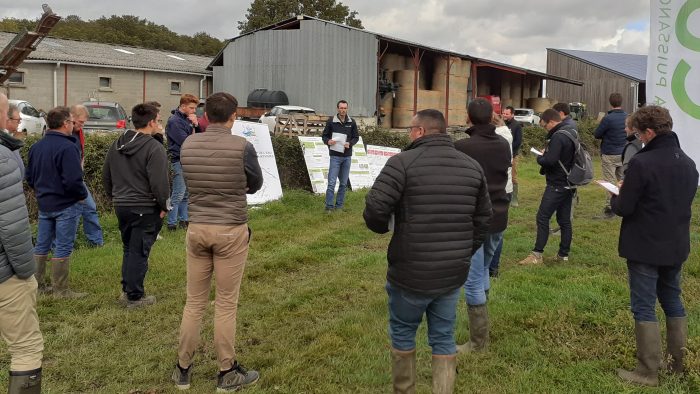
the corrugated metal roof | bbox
[548,48,647,82]
[0,31,212,75]
[210,15,582,86]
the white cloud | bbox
[0,0,652,71]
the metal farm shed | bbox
[210,15,581,127]
[546,48,647,117]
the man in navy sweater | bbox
[26,107,88,298]
[594,93,627,218]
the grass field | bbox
[1,157,699,393]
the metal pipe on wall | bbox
[53,62,60,107]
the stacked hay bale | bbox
[433,56,470,126]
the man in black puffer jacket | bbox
[0,93,44,393]
[364,109,492,394]
[518,109,577,265]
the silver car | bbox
[8,99,47,134]
[83,101,131,131]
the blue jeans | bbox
[35,203,82,258]
[386,282,460,355]
[627,260,685,322]
[489,237,504,274]
[325,155,352,209]
[167,161,189,226]
[464,232,503,306]
[79,188,103,245]
[534,185,574,256]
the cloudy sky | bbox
[1,0,651,71]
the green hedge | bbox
[19,128,411,215]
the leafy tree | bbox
[0,15,225,56]
[237,0,363,34]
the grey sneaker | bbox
[171,364,192,390]
[126,295,156,309]
[216,361,259,392]
[556,254,569,262]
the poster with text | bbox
[232,121,283,204]
[366,144,402,181]
[298,136,373,194]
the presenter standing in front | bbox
[321,100,359,212]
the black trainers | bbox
[167,224,178,231]
[171,363,192,390]
[216,361,259,392]
[178,221,189,230]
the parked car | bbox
[82,101,131,131]
[259,105,316,133]
[514,108,540,125]
[8,99,47,134]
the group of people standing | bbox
[363,95,697,392]
[0,88,696,393]
[0,92,263,393]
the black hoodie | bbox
[103,129,170,211]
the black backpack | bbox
[554,129,594,186]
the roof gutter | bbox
[24,59,211,77]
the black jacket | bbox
[505,118,523,156]
[321,114,359,157]
[103,130,170,211]
[611,133,698,266]
[536,123,577,187]
[364,133,492,296]
[454,124,511,232]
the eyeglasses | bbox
[634,132,641,139]
[405,125,422,133]
[8,117,20,122]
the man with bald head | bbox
[364,109,492,393]
[70,104,104,247]
[0,93,44,392]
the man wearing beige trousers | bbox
[171,92,263,392]
[0,93,44,394]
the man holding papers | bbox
[518,109,577,265]
[322,100,359,212]
[611,106,697,387]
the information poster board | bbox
[231,121,283,204]
[366,144,402,180]
[298,136,373,194]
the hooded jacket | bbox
[0,130,24,177]
[103,129,170,211]
[454,124,511,233]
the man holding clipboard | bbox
[322,100,359,212]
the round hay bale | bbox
[394,70,421,89]
[395,89,441,109]
[392,107,415,128]
[526,97,552,113]
[447,109,468,126]
[381,53,406,71]
[432,74,469,92]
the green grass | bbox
[1,157,699,393]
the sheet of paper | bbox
[330,132,347,153]
[596,180,619,195]
[530,147,543,156]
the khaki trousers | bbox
[0,276,44,371]
[601,154,623,206]
[177,223,249,371]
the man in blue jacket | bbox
[165,94,201,231]
[26,107,88,298]
[321,100,359,212]
[594,93,627,218]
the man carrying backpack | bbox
[518,109,578,265]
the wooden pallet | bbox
[274,114,329,136]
